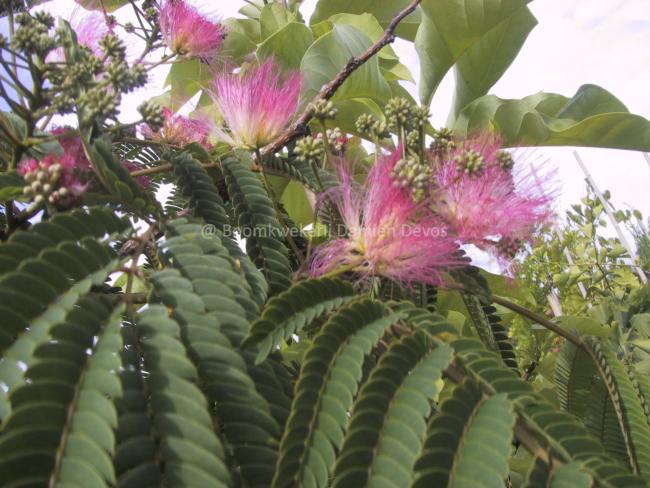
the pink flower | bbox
[159,0,226,61]
[48,11,110,62]
[139,107,212,148]
[209,59,302,148]
[309,151,464,285]
[431,132,554,254]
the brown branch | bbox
[260,0,422,157]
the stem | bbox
[320,263,357,279]
[260,0,422,157]
[490,295,587,352]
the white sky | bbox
[36,0,650,225]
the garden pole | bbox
[574,151,648,284]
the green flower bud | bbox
[295,136,325,165]
[430,127,456,157]
[390,156,432,203]
[100,34,126,59]
[310,99,338,120]
[385,97,413,130]
[355,113,388,139]
[454,149,485,175]
[138,100,165,131]
[497,150,515,171]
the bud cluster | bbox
[355,114,388,139]
[310,99,338,120]
[138,101,166,131]
[391,156,432,203]
[497,150,515,171]
[317,128,346,154]
[454,149,485,176]
[295,136,325,165]
[12,12,56,55]
[430,128,456,158]
[22,162,72,207]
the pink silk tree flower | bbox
[431,132,554,254]
[47,11,110,62]
[159,0,226,61]
[209,59,302,148]
[309,151,464,286]
[140,107,212,148]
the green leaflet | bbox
[0,298,123,487]
[242,277,356,364]
[555,342,598,418]
[461,294,518,371]
[588,341,650,479]
[0,208,131,419]
[413,379,515,488]
[273,300,400,488]
[135,305,231,487]
[172,153,268,306]
[223,158,293,296]
[332,331,453,487]
[151,218,291,486]
[451,337,644,486]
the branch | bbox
[260,0,422,157]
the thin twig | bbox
[260,0,422,157]
[490,295,587,352]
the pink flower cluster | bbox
[209,59,302,148]
[431,133,554,258]
[159,0,226,61]
[140,107,212,148]
[48,11,111,63]
[309,133,554,285]
[310,151,465,285]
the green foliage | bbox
[332,331,453,487]
[242,277,356,363]
[416,0,534,109]
[413,379,515,487]
[273,299,400,487]
[223,158,293,295]
[2,1,650,486]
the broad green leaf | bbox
[415,0,532,106]
[311,13,413,82]
[221,18,261,64]
[310,0,422,40]
[257,22,313,70]
[75,0,127,11]
[165,59,214,111]
[300,24,391,103]
[454,84,650,151]
[280,181,313,228]
[260,3,293,39]
[451,6,537,121]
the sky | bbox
[9,0,650,226]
